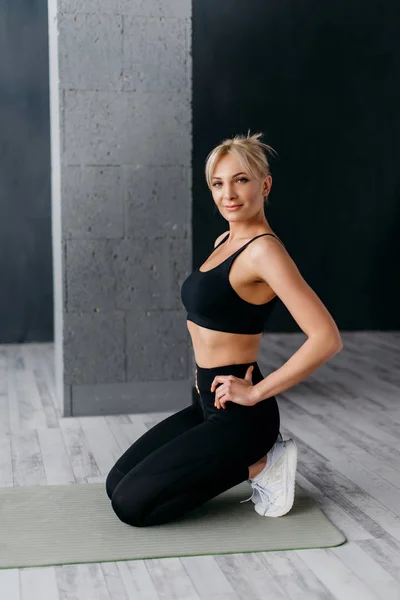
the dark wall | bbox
[0,1,53,343]
[193,0,400,331]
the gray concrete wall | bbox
[48,0,193,416]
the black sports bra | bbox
[180,233,284,334]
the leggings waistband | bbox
[195,361,260,393]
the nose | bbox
[223,183,237,200]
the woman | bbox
[105,132,343,527]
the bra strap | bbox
[214,233,230,249]
[211,232,284,265]
[246,233,284,247]
[228,233,285,258]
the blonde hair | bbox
[205,131,278,205]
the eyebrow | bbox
[211,171,248,180]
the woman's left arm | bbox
[248,238,343,405]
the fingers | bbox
[211,374,234,392]
[214,383,227,409]
[214,385,221,408]
[211,376,233,409]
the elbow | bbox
[325,324,344,354]
[334,340,344,354]
[330,334,344,355]
[335,329,344,352]
[310,330,343,356]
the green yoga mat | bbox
[0,481,346,569]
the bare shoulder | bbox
[249,232,296,277]
[258,232,286,250]
[214,230,230,248]
[243,232,287,264]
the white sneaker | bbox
[240,436,298,517]
[240,432,283,505]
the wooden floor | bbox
[0,332,399,600]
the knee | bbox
[105,473,114,501]
[111,490,150,528]
[105,467,122,501]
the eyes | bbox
[212,177,248,188]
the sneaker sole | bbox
[257,438,298,517]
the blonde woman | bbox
[106,132,343,527]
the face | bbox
[210,153,272,219]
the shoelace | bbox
[239,481,273,513]
[239,433,284,513]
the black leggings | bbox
[105,361,280,527]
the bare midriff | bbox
[188,321,263,369]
